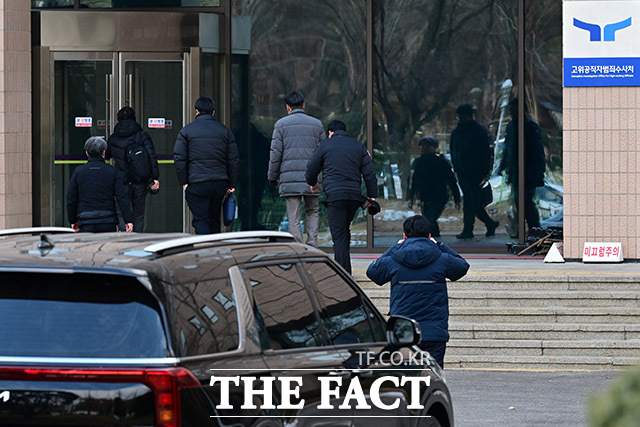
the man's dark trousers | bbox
[459,179,493,233]
[118,182,147,232]
[417,341,446,369]
[513,186,541,230]
[421,199,446,237]
[327,199,362,274]
[80,223,117,233]
[185,180,227,234]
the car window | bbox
[172,277,239,356]
[303,261,386,345]
[244,263,323,350]
[0,272,167,358]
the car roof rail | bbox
[0,227,76,237]
[143,231,296,255]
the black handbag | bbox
[480,182,493,207]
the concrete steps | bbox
[355,273,640,370]
[449,322,640,340]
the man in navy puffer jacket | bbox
[366,215,469,368]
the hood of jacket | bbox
[113,119,142,138]
[391,237,442,269]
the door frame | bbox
[37,50,193,231]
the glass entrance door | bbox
[51,52,186,232]
[121,53,185,232]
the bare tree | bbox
[372,0,519,195]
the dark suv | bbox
[0,228,453,426]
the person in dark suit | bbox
[67,137,133,233]
[450,104,499,239]
[499,97,546,235]
[408,136,461,238]
[174,97,240,234]
[306,120,377,274]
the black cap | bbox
[418,136,438,147]
[456,104,474,117]
[364,199,381,216]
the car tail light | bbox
[0,366,200,427]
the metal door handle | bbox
[140,77,144,126]
[126,74,133,106]
[105,74,112,139]
[351,369,374,377]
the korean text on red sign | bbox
[582,242,623,262]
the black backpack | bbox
[125,132,152,184]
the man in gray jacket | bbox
[268,91,325,246]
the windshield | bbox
[0,272,168,358]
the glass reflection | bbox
[78,0,221,7]
[247,264,323,349]
[372,0,519,247]
[32,0,73,7]
[408,136,461,238]
[173,279,240,356]
[523,0,563,236]
[231,0,366,247]
[304,262,382,344]
[450,104,499,239]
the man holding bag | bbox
[174,97,239,234]
[306,120,377,274]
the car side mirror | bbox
[386,315,421,347]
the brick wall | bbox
[0,1,31,229]
[563,86,639,259]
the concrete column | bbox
[0,0,32,229]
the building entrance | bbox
[32,10,226,232]
[50,52,185,232]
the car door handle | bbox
[328,370,352,378]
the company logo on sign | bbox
[563,2,640,87]
[573,17,632,42]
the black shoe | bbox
[456,232,474,239]
[486,220,499,237]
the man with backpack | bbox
[106,106,160,232]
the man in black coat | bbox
[174,97,240,234]
[67,137,133,233]
[306,120,377,273]
[106,106,160,232]
[499,97,546,234]
[450,104,499,239]
[408,136,461,238]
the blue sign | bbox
[573,17,631,42]
[564,2,640,87]
[564,57,639,87]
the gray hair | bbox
[84,137,107,157]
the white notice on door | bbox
[75,117,92,127]
[148,118,166,129]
